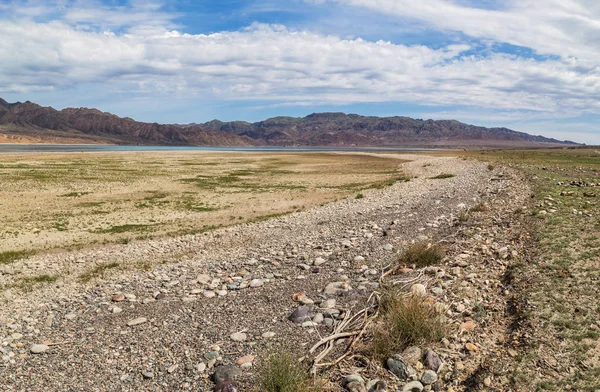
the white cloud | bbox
[1,18,600,118]
[0,0,599,142]
[327,0,600,61]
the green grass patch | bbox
[429,173,456,179]
[78,262,121,283]
[0,250,35,264]
[257,350,322,392]
[59,191,92,198]
[97,224,156,234]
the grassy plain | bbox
[472,148,600,390]
[0,152,406,257]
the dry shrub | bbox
[372,292,445,360]
[257,350,322,392]
[398,242,445,268]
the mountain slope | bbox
[0,100,255,146]
[199,112,576,147]
[0,98,578,147]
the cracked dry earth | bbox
[0,154,533,391]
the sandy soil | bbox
[0,152,404,254]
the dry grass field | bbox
[0,152,407,258]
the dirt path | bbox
[0,154,532,391]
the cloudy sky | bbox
[1,0,600,143]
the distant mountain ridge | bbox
[195,112,577,147]
[0,98,578,147]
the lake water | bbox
[0,144,433,153]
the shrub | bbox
[429,173,455,179]
[256,350,321,392]
[356,193,364,199]
[398,242,445,268]
[372,293,445,359]
[0,250,35,265]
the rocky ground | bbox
[0,154,533,391]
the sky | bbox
[1,0,600,144]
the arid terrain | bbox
[1,149,599,392]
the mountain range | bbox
[0,98,577,147]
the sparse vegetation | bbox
[0,250,35,265]
[256,350,321,392]
[78,262,121,283]
[429,173,456,179]
[59,191,91,198]
[97,224,156,234]
[372,292,445,359]
[397,242,445,268]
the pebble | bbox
[126,317,147,327]
[410,284,427,297]
[421,370,437,385]
[424,349,442,372]
[288,306,313,323]
[30,344,49,354]
[249,279,264,287]
[387,354,416,380]
[141,370,154,379]
[213,364,241,383]
[230,332,247,342]
[342,374,365,387]
[235,354,255,365]
[403,381,424,392]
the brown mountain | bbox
[198,112,578,147]
[0,99,255,146]
[0,98,578,147]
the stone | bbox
[203,290,216,298]
[366,380,386,392]
[197,274,211,285]
[421,370,437,385]
[324,282,352,296]
[313,313,324,324]
[214,381,239,392]
[197,363,207,373]
[410,284,427,297]
[346,381,367,392]
[465,343,479,352]
[30,344,49,354]
[112,307,123,314]
[424,349,443,372]
[142,370,154,379]
[230,332,247,342]
[213,365,241,383]
[383,244,393,251]
[235,354,255,365]
[204,351,220,360]
[126,317,147,327]
[342,374,365,387]
[402,346,422,366]
[322,298,336,308]
[167,364,178,373]
[112,294,125,302]
[387,354,416,380]
[314,257,327,266]
[249,279,264,288]
[402,381,424,392]
[262,332,276,339]
[288,306,313,323]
